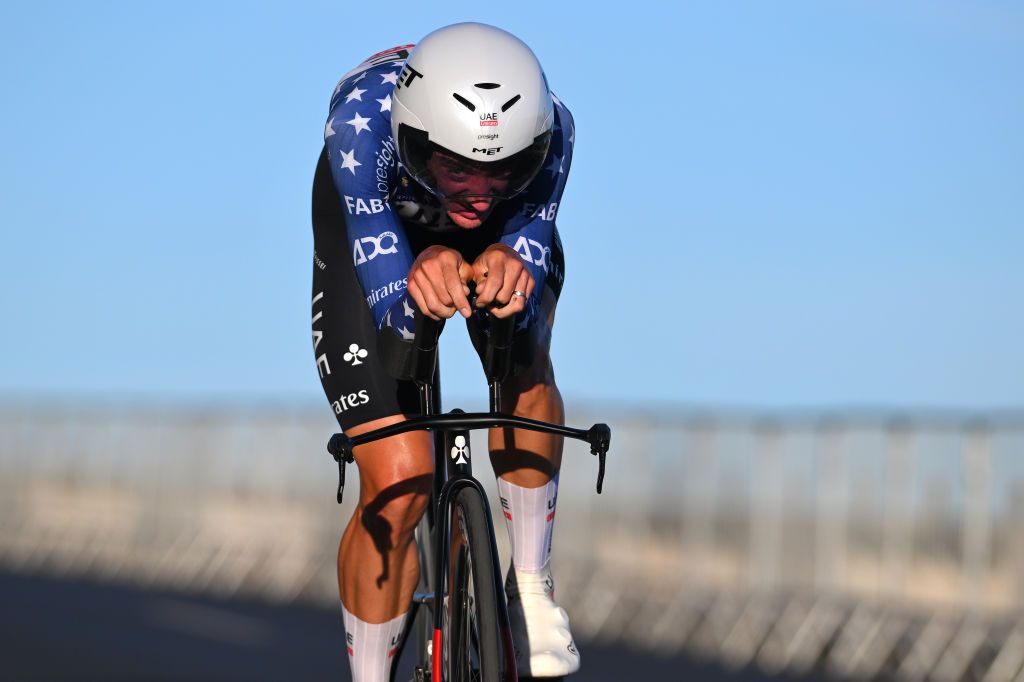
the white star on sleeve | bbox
[398,326,415,341]
[339,149,362,175]
[345,86,366,103]
[380,71,399,85]
[377,95,392,112]
[346,112,371,135]
[403,296,415,318]
[353,71,368,83]
[545,155,564,178]
[325,116,336,138]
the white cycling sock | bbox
[497,473,559,573]
[341,604,407,682]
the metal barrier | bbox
[1,404,1022,680]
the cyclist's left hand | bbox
[471,245,534,319]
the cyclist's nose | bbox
[463,174,500,197]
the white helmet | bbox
[391,22,554,201]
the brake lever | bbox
[327,433,355,504]
[585,424,611,494]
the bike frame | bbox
[327,305,611,681]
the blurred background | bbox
[1,1,1022,680]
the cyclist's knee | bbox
[358,489,429,552]
[348,415,433,548]
[502,349,561,416]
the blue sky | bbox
[1,1,1021,410]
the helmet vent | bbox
[474,82,501,89]
[452,93,476,111]
[501,95,521,112]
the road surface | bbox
[0,570,813,681]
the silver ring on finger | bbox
[512,290,527,299]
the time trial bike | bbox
[327,290,610,682]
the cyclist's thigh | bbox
[311,146,430,498]
[311,145,420,431]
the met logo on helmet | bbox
[396,64,423,89]
[472,147,503,155]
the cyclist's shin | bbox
[497,473,559,572]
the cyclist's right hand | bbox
[408,246,474,320]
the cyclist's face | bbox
[426,152,511,229]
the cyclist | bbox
[311,23,576,680]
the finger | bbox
[458,260,474,285]
[423,261,454,308]
[476,257,504,307]
[494,262,523,307]
[414,271,456,320]
[407,279,437,321]
[442,261,472,318]
[514,269,531,304]
[490,290,526,319]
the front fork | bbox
[415,419,516,681]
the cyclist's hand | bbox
[408,246,474,320]
[471,244,534,320]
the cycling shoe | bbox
[505,564,580,677]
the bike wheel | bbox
[444,486,504,682]
[410,514,434,681]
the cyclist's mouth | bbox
[446,199,494,226]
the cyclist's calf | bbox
[338,417,434,617]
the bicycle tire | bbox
[409,515,434,681]
[444,486,504,682]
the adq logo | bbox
[353,231,399,265]
[512,235,551,273]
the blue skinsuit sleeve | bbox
[499,99,574,331]
[324,73,417,337]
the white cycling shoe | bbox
[504,564,581,678]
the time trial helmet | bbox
[391,23,554,202]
